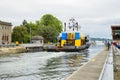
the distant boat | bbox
[45,18,90,52]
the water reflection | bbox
[39,50,89,80]
[0,45,103,80]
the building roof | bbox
[32,36,44,40]
[111,25,120,28]
[0,20,12,26]
[111,25,120,30]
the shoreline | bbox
[0,46,26,55]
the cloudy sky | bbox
[0,0,120,39]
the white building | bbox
[31,36,44,45]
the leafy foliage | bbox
[37,25,59,42]
[36,14,62,42]
[12,26,29,43]
[12,14,63,43]
[40,14,62,33]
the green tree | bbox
[36,14,63,42]
[22,20,38,36]
[40,14,62,33]
[27,22,38,36]
[12,26,29,43]
[22,19,28,26]
[12,14,62,43]
[22,19,30,32]
[37,25,58,42]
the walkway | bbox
[66,49,108,80]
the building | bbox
[111,25,120,41]
[31,36,44,45]
[0,20,12,44]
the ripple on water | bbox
[0,45,104,80]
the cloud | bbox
[0,0,120,38]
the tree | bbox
[36,14,63,42]
[21,20,29,32]
[12,14,63,43]
[22,19,28,26]
[37,25,58,42]
[40,14,62,33]
[12,26,29,43]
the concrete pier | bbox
[0,46,26,55]
[66,48,108,80]
[112,46,120,80]
[19,44,43,52]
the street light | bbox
[30,26,32,43]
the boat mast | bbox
[69,18,79,31]
[64,23,66,31]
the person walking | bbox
[107,41,111,50]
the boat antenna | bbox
[76,22,79,31]
[69,18,76,31]
[67,18,81,31]
[64,23,66,31]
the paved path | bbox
[66,49,108,80]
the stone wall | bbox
[0,46,26,55]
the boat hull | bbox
[45,44,90,52]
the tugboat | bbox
[46,18,90,52]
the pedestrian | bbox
[107,42,111,50]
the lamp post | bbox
[30,26,32,43]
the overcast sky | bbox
[0,0,120,39]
